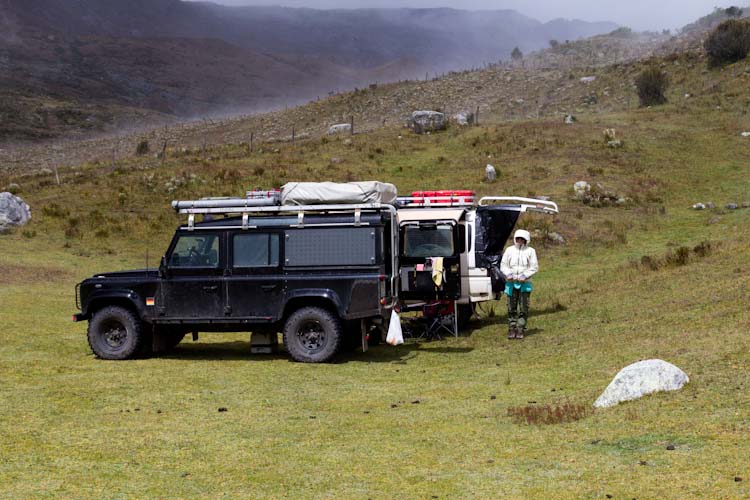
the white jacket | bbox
[500,243,538,281]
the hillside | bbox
[2,43,750,499]
[0,0,616,141]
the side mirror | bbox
[159,256,167,278]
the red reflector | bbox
[72,315,77,322]
[379,275,386,281]
[380,298,387,305]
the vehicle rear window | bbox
[233,233,279,267]
[403,224,455,258]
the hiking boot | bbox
[516,329,525,339]
[508,326,516,339]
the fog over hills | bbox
[0,0,617,140]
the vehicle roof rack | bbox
[172,199,396,229]
[478,196,559,215]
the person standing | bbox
[500,229,538,339]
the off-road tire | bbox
[283,307,343,363]
[87,306,145,360]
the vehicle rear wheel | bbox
[87,306,144,360]
[283,307,343,363]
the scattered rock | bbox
[743,202,750,209]
[735,477,743,482]
[692,203,706,210]
[330,157,344,164]
[603,128,617,142]
[594,359,689,408]
[607,140,623,148]
[490,395,496,400]
[328,123,352,135]
[741,132,750,138]
[564,114,576,124]
[574,181,591,198]
[706,202,716,209]
[40,168,53,175]
[485,164,497,182]
[580,76,597,83]
[411,400,420,404]
[0,192,32,232]
[343,139,352,146]
[708,216,721,225]
[408,111,446,134]
[452,112,473,126]
[725,203,739,210]
[218,407,228,412]
[547,232,566,245]
[390,403,398,408]
[666,444,676,451]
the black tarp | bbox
[475,206,521,291]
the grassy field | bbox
[2,58,750,498]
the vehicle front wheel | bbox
[87,306,145,360]
[283,307,343,363]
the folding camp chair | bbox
[422,300,459,339]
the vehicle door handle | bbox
[261,285,278,292]
[202,285,219,292]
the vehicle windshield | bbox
[403,224,455,258]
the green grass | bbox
[2,58,750,498]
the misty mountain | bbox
[0,0,617,140]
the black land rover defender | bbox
[74,203,397,363]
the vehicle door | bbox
[161,231,225,320]
[226,231,283,321]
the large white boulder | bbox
[594,359,689,408]
[0,192,31,232]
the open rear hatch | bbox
[475,197,559,291]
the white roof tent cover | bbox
[281,181,398,206]
[397,208,466,224]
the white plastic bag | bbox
[386,310,404,346]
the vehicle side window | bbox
[170,234,220,268]
[233,233,279,268]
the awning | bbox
[397,208,466,225]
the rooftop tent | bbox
[474,205,521,269]
[281,181,398,205]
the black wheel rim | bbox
[297,320,326,353]
[101,319,128,349]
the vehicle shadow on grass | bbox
[162,341,289,362]
[160,340,472,364]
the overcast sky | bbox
[200,0,744,31]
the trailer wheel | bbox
[87,306,145,360]
[283,307,342,363]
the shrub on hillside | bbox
[635,67,668,106]
[704,19,750,67]
[135,139,150,156]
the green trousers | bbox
[507,289,531,331]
